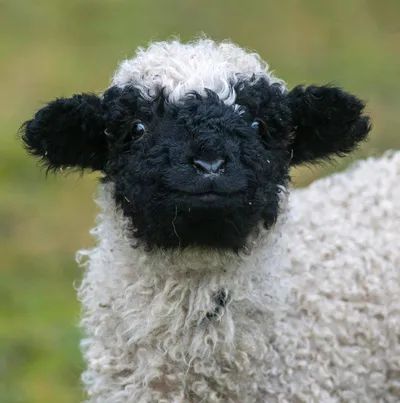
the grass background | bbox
[0,0,399,401]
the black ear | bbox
[287,85,371,165]
[22,93,107,171]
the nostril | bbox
[192,158,226,174]
[211,159,226,174]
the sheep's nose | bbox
[192,158,226,175]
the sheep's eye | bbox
[251,119,267,136]
[132,120,146,137]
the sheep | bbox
[22,39,399,402]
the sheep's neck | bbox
[85,184,287,350]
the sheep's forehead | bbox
[111,39,285,105]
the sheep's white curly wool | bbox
[111,38,285,103]
[78,151,400,402]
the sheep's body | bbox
[78,151,400,402]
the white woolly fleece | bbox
[78,152,400,402]
[111,39,285,104]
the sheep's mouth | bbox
[183,190,238,198]
[164,176,247,201]
[174,190,244,206]
[187,191,224,203]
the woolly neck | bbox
[77,182,292,319]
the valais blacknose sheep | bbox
[22,39,400,402]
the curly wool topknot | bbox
[112,38,286,104]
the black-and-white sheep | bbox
[23,39,400,402]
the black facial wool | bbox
[22,47,370,250]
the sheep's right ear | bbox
[287,85,371,165]
[22,93,108,171]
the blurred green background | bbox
[0,0,399,401]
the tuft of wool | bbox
[111,38,286,104]
[77,151,400,402]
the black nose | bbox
[192,158,226,175]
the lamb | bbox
[22,39,399,402]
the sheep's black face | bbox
[23,77,370,250]
[103,80,293,249]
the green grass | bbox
[0,1,399,401]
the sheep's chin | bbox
[93,182,288,273]
[143,246,240,274]
[126,221,268,275]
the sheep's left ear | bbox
[287,85,371,165]
[22,93,107,171]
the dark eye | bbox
[132,120,146,137]
[251,119,267,136]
